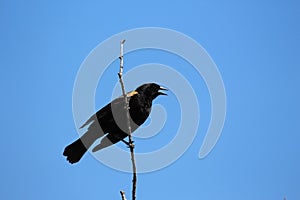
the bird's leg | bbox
[121,139,130,146]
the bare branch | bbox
[118,39,137,200]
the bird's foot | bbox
[121,139,135,148]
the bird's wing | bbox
[79,90,138,129]
[79,115,96,129]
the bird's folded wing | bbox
[79,90,138,129]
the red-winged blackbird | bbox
[63,83,167,164]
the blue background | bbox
[1,1,299,199]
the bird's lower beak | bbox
[159,86,168,95]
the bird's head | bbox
[135,83,168,100]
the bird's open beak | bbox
[158,86,168,95]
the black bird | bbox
[63,83,167,164]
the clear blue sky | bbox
[1,1,299,199]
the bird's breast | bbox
[129,105,149,125]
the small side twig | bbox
[120,190,127,200]
[118,39,137,200]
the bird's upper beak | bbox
[158,86,168,95]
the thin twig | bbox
[120,190,127,200]
[118,39,137,200]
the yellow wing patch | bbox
[127,90,139,97]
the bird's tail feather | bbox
[63,130,100,164]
